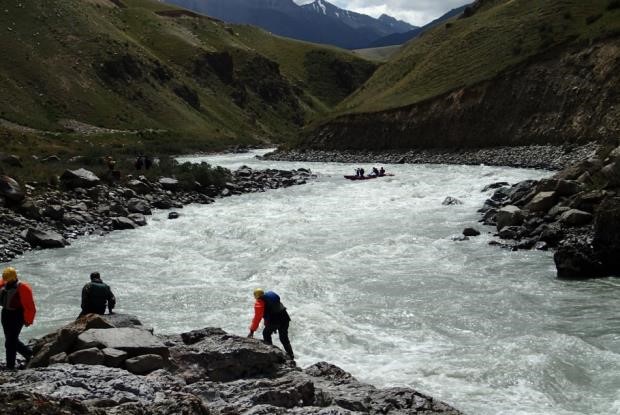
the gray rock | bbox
[102,314,143,328]
[0,175,25,203]
[76,328,169,359]
[593,197,620,275]
[526,191,557,212]
[127,179,151,195]
[481,182,509,192]
[41,155,61,163]
[554,244,602,279]
[555,180,583,196]
[442,197,463,206]
[43,205,64,220]
[125,354,164,375]
[559,209,593,226]
[60,169,100,189]
[68,347,105,366]
[48,352,68,365]
[111,217,137,230]
[463,227,481,237]
[498,226,521,240]
[128,213,147,226]
[168,212,180,220]
[25,228,68,249]
[495,206,525,230]
[127,198,152,215]
[102,348,128,368]
[159,178,179,191]
[153,198,173,209]
[170,327,287,383]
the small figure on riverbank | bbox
[105,156,116,171]
[371,167,380,176]
[248,288,294,359]
[0,267,36,370]
[135,155,145,170]
[79,272,116,318]
[379,167,385,177]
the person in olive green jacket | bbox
[79,272,116,318]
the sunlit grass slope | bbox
[0,0,375,149]
[337,0,620,115]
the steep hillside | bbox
[302,0,620,150]
[368,5,468,48]
[0,0,376,152]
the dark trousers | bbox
[263,313,294,359]
[78,305,106,319]
[1,309,32,369]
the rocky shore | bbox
[263,143,599,170]
[0,314,463,414]
[0,165,314,263]
[476,143,620,279]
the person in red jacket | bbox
[0,267,36,369]
[248,288,294,359]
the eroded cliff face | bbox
[303,36,620,150]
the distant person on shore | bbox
[0,267,35,369]
[371,167,379,176]
[379,167,385,177]
[359,168,365,177]
[79,272,116,318]
[135,155,144,170]
[105,156,116,171]
[248,288,294,359]
[144,156,153,170]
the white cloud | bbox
[294,0,469,26]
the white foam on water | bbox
[7,150,620,415]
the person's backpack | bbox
[263,291,285,317]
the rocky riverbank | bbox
[263,143,599,170]
[0,165,314,263]
[0,313,464,414]
[476,143,620,279]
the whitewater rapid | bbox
[7,150,620,415]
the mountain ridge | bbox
[162,0,417,49]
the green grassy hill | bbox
[0,0,376,153]
[337,0,620,115]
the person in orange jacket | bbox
[248,288,294,359]
[0,267,36,369]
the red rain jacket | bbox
[0,280,36,326]
[249,298,265,332]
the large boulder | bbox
[159,177,179,191]
[76,328,169,359]
[24,228,68,249]
[559,209,593,226]
[0,175,25,203]
[111,217,137,230]
[554,243,603,279]
[68,347,105,366]
[29,315,114,368]
[60,169,100,189]
[593,197,620,275]
[125,354,165,375]
[495,205,525,230]
[526,191,557,213]
[127,198,152,215]
[170,327,288,383]
[126,179,152,195]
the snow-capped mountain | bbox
[301,0,415,38]
[162,0,418,49]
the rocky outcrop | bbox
[301,37,620,151]
[479,144,620,279]
[0,316,464,415]
[0,166,315,263]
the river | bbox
[6,150,620,415]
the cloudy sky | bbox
[294,0,469,26]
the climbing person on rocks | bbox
[0,267,35,370]
[248,288,294,359]
[79,272,116,318]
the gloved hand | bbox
[247,331,254,338]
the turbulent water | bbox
[6,150,620,415]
